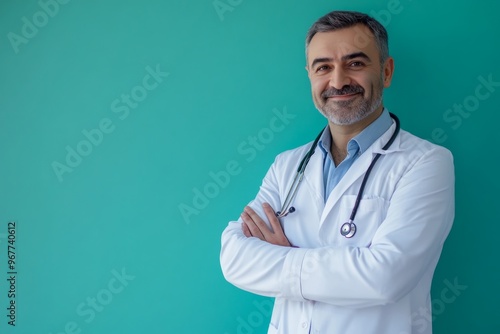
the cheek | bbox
[311,79,327,96]
[358,73,383,93]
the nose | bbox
[328,68,351,90]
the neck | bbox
[328,106,384,164]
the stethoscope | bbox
[276,113,400,238]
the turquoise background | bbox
[1,0,499,333]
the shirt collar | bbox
[318,108,393,158]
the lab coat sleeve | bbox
[220,154,308,299]
[284,146,455,307]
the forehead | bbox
[307,24,379,64]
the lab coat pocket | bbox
[328,195,388,247]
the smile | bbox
[326,93,360,100]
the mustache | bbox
[321,85,364,99]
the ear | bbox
[382,57,395,88]
[305,64,313,80]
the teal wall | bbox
[1,0,499,333]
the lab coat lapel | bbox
[319,122,402,227]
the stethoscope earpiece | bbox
[276,207,295,218]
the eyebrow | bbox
[342,52,371,62]
[310,52,372,69]
[310,57,333,69]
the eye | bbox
[349,61,365,68]
[315,65,331,73]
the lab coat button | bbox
[302,322,307,328]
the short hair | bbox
[305,11,389,64]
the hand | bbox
[241,203,292,247]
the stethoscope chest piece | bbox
[340,221,356,238]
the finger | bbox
[263,203,291,246]
[240,211,265,240]
[262,203,282,234]
[243,206,269,232]
[242,222,252,237]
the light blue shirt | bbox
[318,109,393,201]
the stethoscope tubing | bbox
[276,128,324,218]
[276,113,401,238]
[350,113,400,222]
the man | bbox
[220,10,454,334]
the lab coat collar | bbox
[372,118,403,154]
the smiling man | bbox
[220,11,454,334]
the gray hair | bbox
[305,11,389,65]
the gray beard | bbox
[317,94,383,125]
[315,76,384,125]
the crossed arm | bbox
[221,147,455,307]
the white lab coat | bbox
[220,120,455,334]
